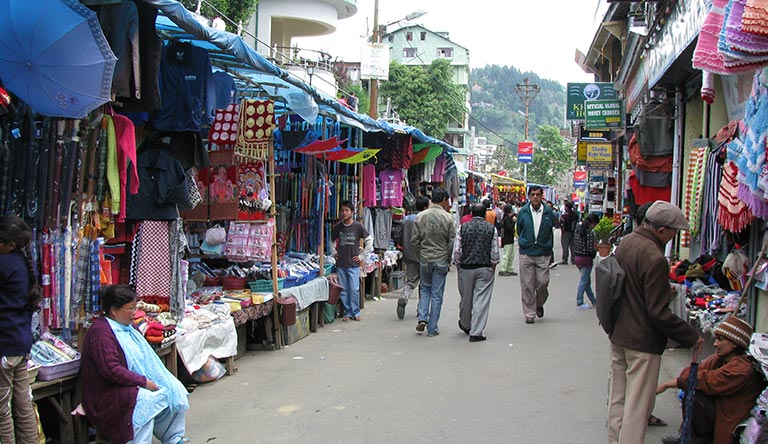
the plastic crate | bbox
[248,278,284,293]
[37,354,81,381]
[323,263,334,275]
[283,276,299,289]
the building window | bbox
[437,47,453,58]
[406,32,413,41]
[403,47,416,58]
[420,32,426,41]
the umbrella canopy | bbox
[0,0,117,118]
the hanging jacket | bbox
[125,149,188,220]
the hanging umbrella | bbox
[680,348,701,444]
[0,0,117,118]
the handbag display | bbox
[205,225,227,245]
[178,168,203,211]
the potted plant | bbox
[593,216,615,257]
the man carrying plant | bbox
[608,200,702,444]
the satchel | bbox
[205,224,227,245]
[178,168,202,211]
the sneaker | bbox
[498,271,511,276]
[548,262,558,269]
[353,316,362,321]
[510,271,518,276]
[661,435,681,444]
[536,306,544,318]
[525,317,535,324]
[416,321,426,332]
[396,301,406,320]
[577,304,592,310]
[427,331,439,337]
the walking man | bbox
[411,187,455,337]
[397,196,430,319]
[453,204,499,342]
[608,201,702,444]
[559,200,578,264]
[516,186,557,324]
[331,201,373,321]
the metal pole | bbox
[368,0,379,119]
[515,78,539,186]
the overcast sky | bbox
[294,0,607,86]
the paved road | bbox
[185,237,691,444]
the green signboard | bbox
[585,99,625,130]
[566,83,618,120]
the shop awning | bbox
[490,173,525,186]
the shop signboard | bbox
[517,141,533,163]
[566,82,618,120]
[577,141,587,164]
[586,142,612,170]
[574,171,587,187]
[361,43,390,80]
[585,99,625,130]
[578,128,610,164]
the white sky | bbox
[294,0,606,86]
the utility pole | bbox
[368,0,380,118]
[515,78,540,184]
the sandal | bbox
[648,415,667,427]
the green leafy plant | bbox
[593,216,615,244]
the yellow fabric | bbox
[338,148,380,164]
[105,116,120,215]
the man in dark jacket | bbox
[559,200,578,264]
[516,186,557,324]
[397,196,430,320]
[608,201,703,444]
[453,204,499,342]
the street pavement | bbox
[185,233,692,444]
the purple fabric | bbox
[737,182,768,219]
[431,154,446,182]
[80,317,146,443]
[573,255,593,268]
[726,0,768,54]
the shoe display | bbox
[525,318,535,324]
[458,321,470,335]
[469,335,486,342]
[396,301,406,320]
[536,306,544,318]
[416,321,426,332]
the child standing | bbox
[0,215,41,444]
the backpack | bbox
[594,253,626,335]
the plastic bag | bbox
[190,356,226,383]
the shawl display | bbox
[234,99,274,161]
[700,144,726,254]
[693,0,762,73]
[208,103,239,147]
[743,0,768,35]
[681,147,709,247]
[718,0,768,71]
[718,161,754,232]
[131,221,172,298]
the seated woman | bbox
[657,316,765,444]
[81,285,189,444]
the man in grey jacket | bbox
[397,196,430,319]
[411,188,455,336]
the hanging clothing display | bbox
[700,144,726,254]
[363,164,377,207]
[131,221,172,298]
[379,169,404,207]
[373,208,392,250]
[681,147,709,247]
[718,161,754,232]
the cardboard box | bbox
[281,308,310,345]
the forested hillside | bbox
[469,65,566,144]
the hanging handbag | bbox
[205,224,227,245]
[179,168,202,211]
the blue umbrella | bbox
[0,0,116,118]
[680,349,701,444]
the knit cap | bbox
[714,316,753,349]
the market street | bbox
[185,236,692,444]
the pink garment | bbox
[112,114,140,223]
[379,169,404,207]
[431,154,446,182]
[363,164,377,207]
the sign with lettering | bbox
[566,83,618,120]
[518,141,533,163]
[585,99,625,130]
[574,171,587,187]
[586,143,613,170]
[361,43,390,80]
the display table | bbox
[278,277,329,310]
[232,299,274,327]
[175,318,238,374]
[31,375,87,444]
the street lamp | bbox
[368,1,427,118]
[515,78,540,185]
[306,64,315,86]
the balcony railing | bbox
[269,46,334,71]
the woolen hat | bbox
[645,201,690,230]
[714,316,753,349]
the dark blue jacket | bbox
[516,203,556,256]
[0,252,33,356]
[126,149,189,220]
[150,41,215,132]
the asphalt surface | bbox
[185,233,692,444]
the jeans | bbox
[576,265,596,306]
[0,355,37,444]
[561,230,574,263]
[130,406,186,444]
[337,266,361,318]
[417,262,449,334]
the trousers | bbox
[0,355,38,444]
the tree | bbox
[179,0,258,33]
[522,125,573,186]
[379,60,466,138]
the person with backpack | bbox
[607,201,703,444]
[572,213,599,309]
[559,200,578,265]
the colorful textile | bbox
[380,169,404,207]
[681,147,709,247]
[718,161,754,232]
[701,144,726,254]
[724,0,768,56]
[743,0,768,35]
[235,99,274,160]
[208,103,239,147]
[134,221,172,298]
[338,148,380,164]
[693,0,762,73]
[363,164,377,207]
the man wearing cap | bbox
[608,200,704,444]
[657,316,763,444]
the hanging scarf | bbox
[718,161,754,232]
[681,146,709,247]
[234,99,274,161]
[743,0,768,35]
